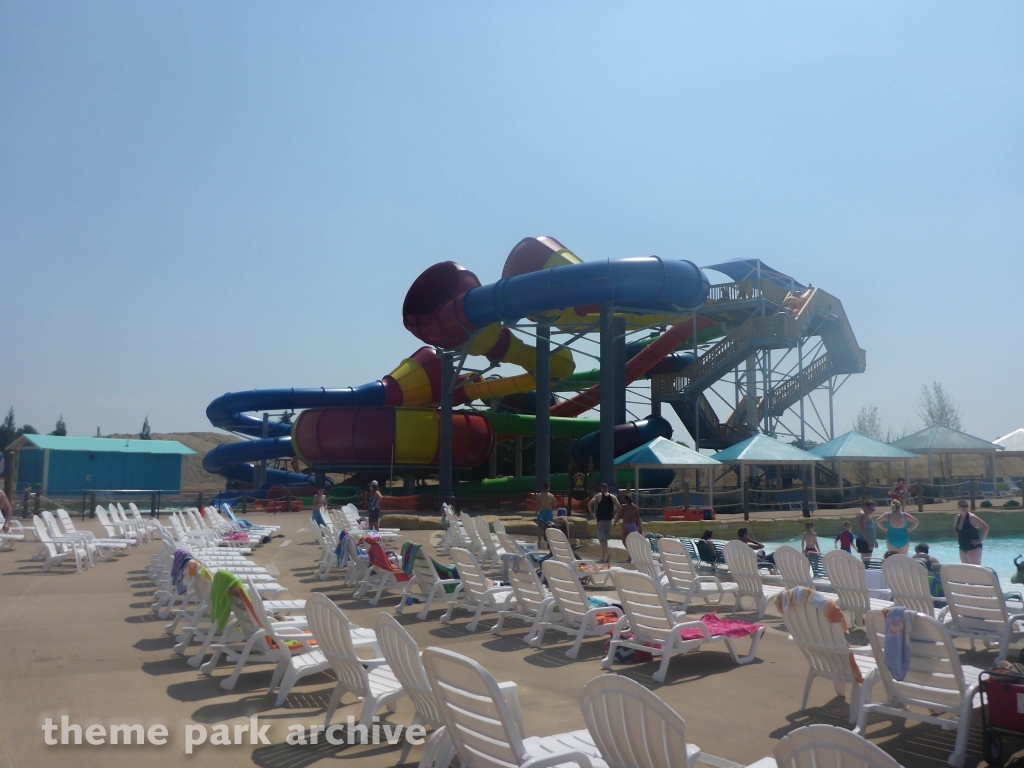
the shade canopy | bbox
[995,428,1024,452]
[892,424,1002,454]
[711,433,820,464]
[8,434,195,455]
[808,431,918,461]
[703,259,804,291]
[614,437,721,469]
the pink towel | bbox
[679,612,762,641]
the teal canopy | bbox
[892,424,1002,454]
[711,433,820,464]
[809,431,918,461]
[614,437,721,468]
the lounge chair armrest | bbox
[670,620,712,641]
[694,575,724,589]
[521,750,594,768]
[360,657,390,669]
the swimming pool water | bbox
[762,535,1024,596]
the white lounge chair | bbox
[31,516,87,572]
[95,506,139,545]
[603,570,765,682]
[625,532,660,579]
[529,559,622,658]
[940,563,1024,661]
[658,538,737,613]
[776,587,876,723]
[476,515,507,570]
[722,541,785,619]
[774,545,831,591]
[422,647,597,768]
[580,675,702,768]
[395,545,460,620]
[822,550,892,626]
[858,609,982,768]
[441,547,514,632]
[492,564,551,640]
[306,593,400,727]
[546,527,620,587]
[746,724,902,768]
[882,554,936,616]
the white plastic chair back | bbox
[507,566,548,616]
[33,516,63,556]
[545,527,577,565]
[541,559,590,624]
[305,593,369,697]
[375,613,440,726]
[450,547,490,603]
[412,546,444,592]
[773,724,901,768]
[940,563,1010,638]
[580,675,692,768]
[247,577,295,659]
[882,555,935,615]
[492,519,506,535]
[780,590,858,688]
[40,511,63,539]
[56,509,77,535]
[658,538,700,594]
[461,514,484,556]
[421,647,527,768]
[497,531,526,558]
[626,532,659,580]
[611,570,676,647]
[823,550,871,616]
[775,545,816,589]
[477,516,501,563]
[864,610,967,711]
[723,541,765,602]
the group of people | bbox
[531,482,644,563]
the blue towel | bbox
[883,606,913,681]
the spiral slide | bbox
[204,236,709,489]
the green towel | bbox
[210,570,245,631]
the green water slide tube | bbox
[483,412,600,439]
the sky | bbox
[1,2,1022,445]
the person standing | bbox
[535,482,556,548]
[613,493,643,557]
[312,487,327,528]
[367,480,382,532]
[855,500,879,564]
[954,499,988,564]
[0,490,11,533]
[878,499,918,555]
[587,483,620,564]
[892,477,909,506]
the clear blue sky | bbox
[2,3,1021,442]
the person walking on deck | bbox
[587,483,620,564]
[954,499,988,564]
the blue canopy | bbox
[711,434,820,464]
[614,437,721,468]
[809,431,918,461]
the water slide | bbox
[204,236,709,487]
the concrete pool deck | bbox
[0,511,1017,768]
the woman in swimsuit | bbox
[954,499,988,564]
[877,499,918,555]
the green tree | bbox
[852,405,884,441]
[50,415,67,436]
[917,382,962,431]
[16,424,37,436]
[0,408,15,450]
[140,416,152,440]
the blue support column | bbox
[600,304,616,490]
[613,315,626,425]
[535,323,551,491]
[438,350,454,499]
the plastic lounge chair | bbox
[774,546,831,591]
[658,538,737,613]
[939,563,1024,662]
[40,510,120,565]
[746,724,902,768]
[477,515,507,570]
[496,531,546,576]
[722,541,785,619]
[603,570,765,682]
[580,675,702,768]
[858,610,982,768]
[396,545,460,620]
[353,541,412,605]
[625,531,660,579]
[822,550,893,626]
[546,527,620,587]
[492,564,552,640]
[881,554,936,616]
[54,509,130,555]
[376,613,526,768]
[32,516,87,572]
[441,547,514,631]
[775,587,877,723]
[460,513,487,560]
[342,534,369,588]
[421,647,597,768]
[305,593,402,727]
[95,506,139,545]
[529,559,623,658]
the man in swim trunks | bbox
[588,483,621,563]
[536,482,556,548]
[855,500,878,564]
[613,493,643,559]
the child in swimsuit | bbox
[802,522,820,566]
